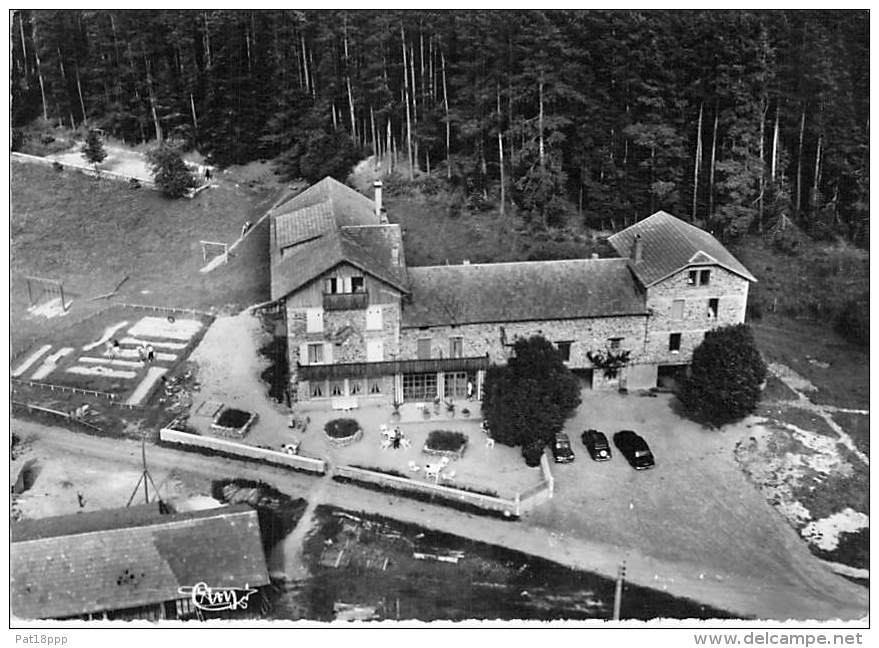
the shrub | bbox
[835,295,869,347]
[324,418,361,439]
[678,324,767,427]
[522,440,546,467]
[425,430,468,452]
[81,129,108,167]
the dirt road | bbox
[12,419,867,621]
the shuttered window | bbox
[366,306,383,330]
[417,338,432,360]
[671,299,685,320]
[306,308,324,333]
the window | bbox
[700,270,711,285]
[708,298,719,319]
[688,270,698,285]
[349,380,363,395]
[403,372,438,400]
[351,276,365,293]
[310,382,324,398]
[366,338,384,362]
[307,343,324,364]
[449,337,463,358]
[669,333,682,353]
[556,341,572,362]
[330,381,345,396]
[609,337,623,350]
[671,299,685,320]
[417,337,432,360]
[306,308,324,333]
[369,380,382,394]
[446,372,470,399]
[366,305,383,330]
[325,277,339,294]
[688,269,711,286]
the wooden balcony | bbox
[323,291,369,311]
[298,355,490,381]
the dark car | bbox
[613,430,655,470]
[552,433,575,463]
[581,429,612,461]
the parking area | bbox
[527,390,852,595]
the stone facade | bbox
[642,265,750,368]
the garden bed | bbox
[324,418,363,447]
[211,407,258,438]
[423,430,468,459]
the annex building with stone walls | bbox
[269,176,756,407]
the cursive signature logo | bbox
[177,582,258,612]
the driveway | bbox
[525,390,866,617]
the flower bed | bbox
[211,407,257,438]
[423,430,468,459]
[324,418,363,447]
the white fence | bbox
[12,151,158,188]
[334,464,523,516]
[159,426,327,474]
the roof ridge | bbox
[14,508,253,544]
[410,257,626,270]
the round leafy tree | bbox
[679,324,767,427]
[147,143,196,198]
[482,335,581,461]
[81,129,108,168]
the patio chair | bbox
[379,424,389,434]
[408,460,420,473]
[400,437,411,449]
[441,470,456,481]
[381,438,392,450]
[424,465,439,481]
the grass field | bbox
[11,160,275,351]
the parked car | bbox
[581,429,612,461]
[613,430,655,469]
[552,433,575,463]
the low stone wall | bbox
[334,464,520,517]
[325,427,363,448]
[159,426,326,474]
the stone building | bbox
[269,177,756,407]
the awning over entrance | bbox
[298,355,490,382]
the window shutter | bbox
[324,342,333,364]
[299,343,309,365]
[367,339,384,362]
[366,306,383,330]
[306,308,324,332]
[343,276,352,293]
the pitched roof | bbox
[402,258,647,328]
[269,178,408,300]
[607,211,757,286]
[11,505,268,620]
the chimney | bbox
[391,244,400,266]
[373,180,383,220]
[631,234,643,264]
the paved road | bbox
[11,418,868,622]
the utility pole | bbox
[127,437,160,507]
[613,560,626,621]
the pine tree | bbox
[81,129,108,167]
[146,143,196,198]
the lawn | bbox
[10,160,275,351]
[752,317,869,410]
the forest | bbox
[10,10,869,244]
